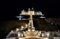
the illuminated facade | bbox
[6,8,60,39]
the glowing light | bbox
[16,28,19,31]
[42,33,45,37]
[32,29,35,31]
[21,26,24,30]
[40,16,45,18]
[18,32,20,37]
[10,30,14,33]
[28,29,30,31]
[46,32,50,37]
[44,38,48,39]
[37,11,42,15]
[16,16,23,20]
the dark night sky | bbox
[0,0,59,20]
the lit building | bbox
[6,8,60,39]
